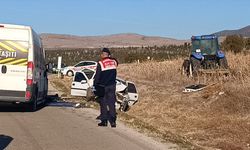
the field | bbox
[50,52,250,149]
[45,45,190,65]
[117,52,250,149]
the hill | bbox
[214,25,250,37]
[40,33,188,49]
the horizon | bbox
[40,25,249,40]
[1,0,250,40]
[40,32,186,39]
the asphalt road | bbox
[0,82,179,150]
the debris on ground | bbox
[72,102,95,108]
[75,103,81,108]
[183,84,207,93]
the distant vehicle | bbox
[182,35,229,77]
[50,63,66,74]
[62,61,97,76]
[71,69,138,111]
[0,23,48,111]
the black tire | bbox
[190,57,201,76]
[120,101,129,112]
[218,57,229,69]
[28,90,37,112]
[66,70,74,76]
[182,59,190,76]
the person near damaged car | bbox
[93,48,118,128]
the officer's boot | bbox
[109,117,116,128]
[96,115,101,120]
[98,120,108,127]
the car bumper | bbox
[0,90,26,103]
[62,69,68,75]
[0,96,26,102]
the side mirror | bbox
[46,63,53,73]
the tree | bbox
[221,35,244,53]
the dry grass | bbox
[117,52,250,150]
[49,52,250,149]
[49,75,73,97]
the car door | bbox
[127,81,138,102]
[116,78,127,92]
[71,72,89,96]
[81,68,96,87]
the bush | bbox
[245,38,250,50]
[221,35,244,53]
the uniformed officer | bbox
[94,48,118,128]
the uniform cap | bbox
[102,48,111,55]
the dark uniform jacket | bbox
[94,57,118,87]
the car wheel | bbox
[120,100,129,112]
[67,70,74,76]
[28,89,37,112]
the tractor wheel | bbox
[182,59,190,76]
[190,57,201,76]
[66,70,74,76]
[219,57,229,69]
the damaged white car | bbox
[70,69,138,111]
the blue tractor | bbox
[182,35,228,76]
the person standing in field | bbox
[93,48,118,128]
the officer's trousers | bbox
[100,84,116,122]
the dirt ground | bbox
[50,52,250,149]
[117,53,250,150]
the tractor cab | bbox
[182,35,229,77]
[191,35,219,56]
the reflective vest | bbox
[99,58,117,71]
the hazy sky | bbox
[1,0,250,39]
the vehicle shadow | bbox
[0,95,76,112]
[0,102,36,112]
[0,135,13,150]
